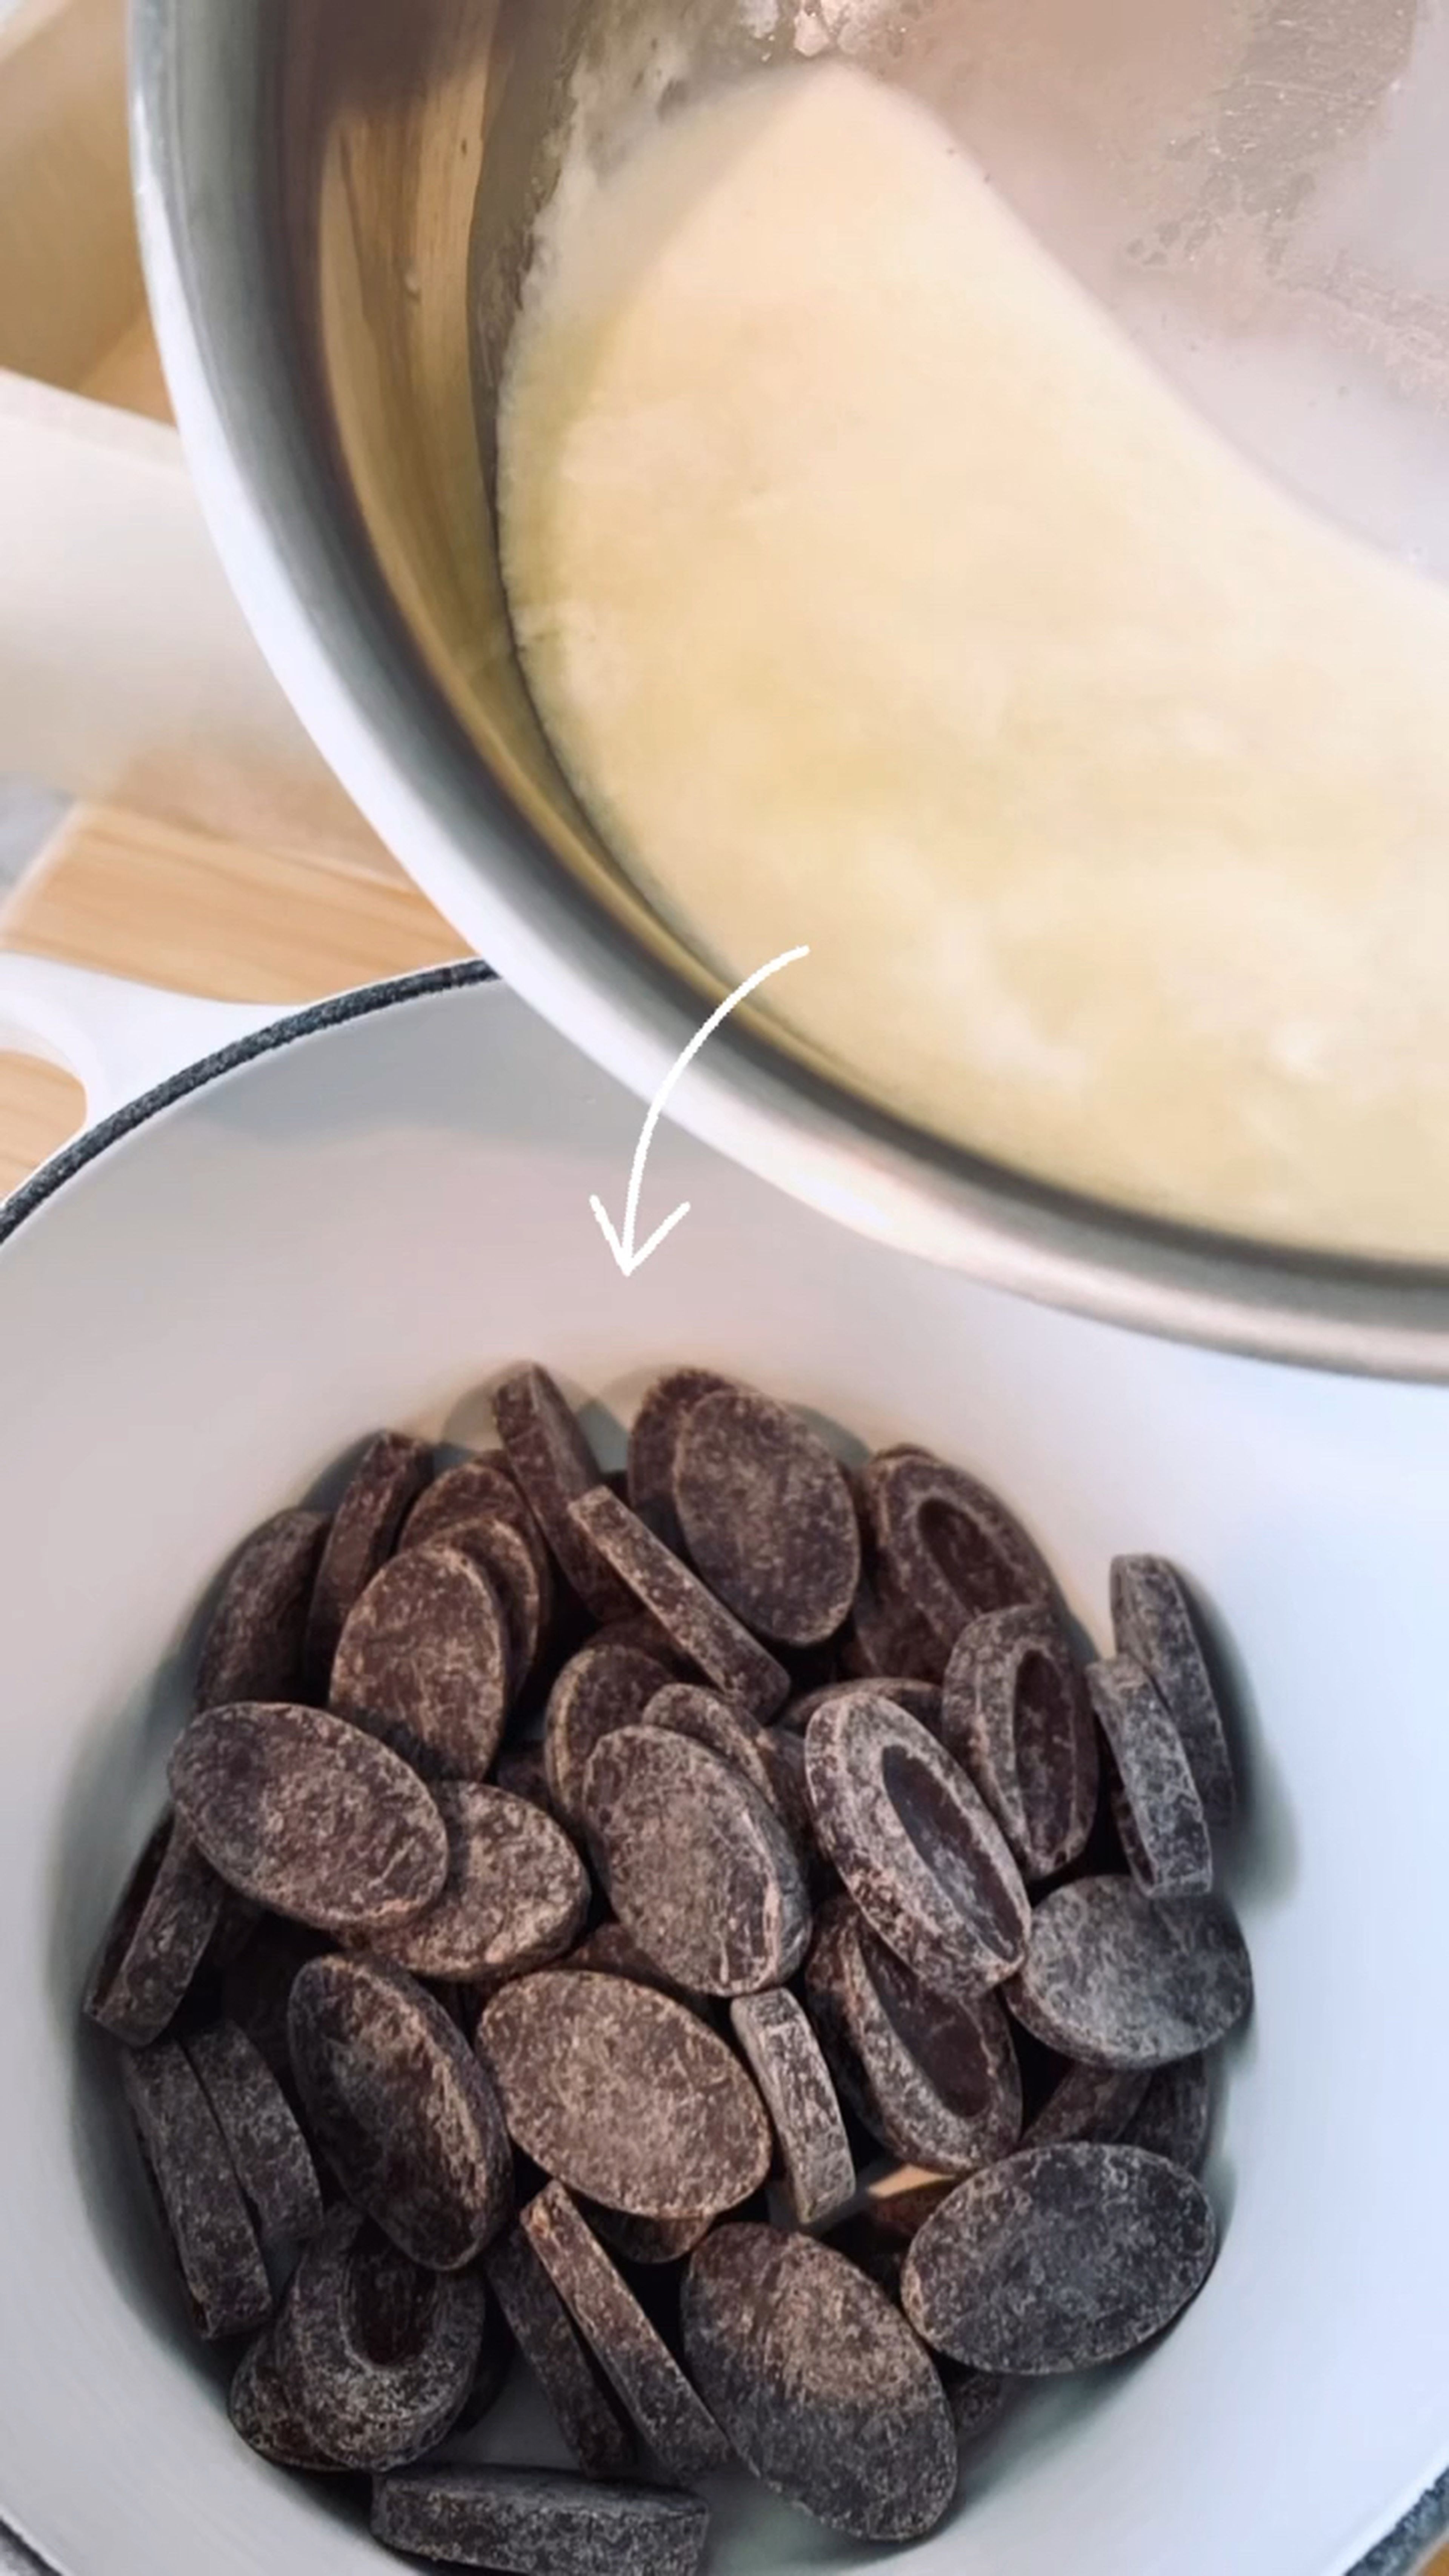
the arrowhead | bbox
[589,1195,692,1280]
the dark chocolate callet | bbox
[404,1452,537,1555]
[561,1921,687,1998]
[365,1783,588,1985]
[1020,2058,1149,2152]
[645,1684,809,1844]
[196,1510,330,1711]
[493,1364,630,1620]
[476,1971,771,2220]
[859,1451,1054,1655]
[184,2019,324,2253]
[332,1545,511,1782]
[289,1956,513,2270]
[840,1561,947,1686]
[942,1605,1098,1879]
[583,1726,811,1998]
[728,1990,855,2227]
[582,2205,715,2267]
[522,2186,730,2480]
[1006,1877,1253,2069]
[1122,2053,1214,2173]
[493,1742,557,1821]
[230,2331,344,2472]
[544,1639,673,1831]
[944,2365,1014,2447]
[483,2223,637,2479]
[84,1816,225,2048]
[404,1508,552,1692]
[219,1915,333,2085]
[626,1369,736,1553]
[784,1676,943,1737]
[1087,1656,1213,1900]
[274,2205,485,2471]
[682,2224,956,2543]
[672,1387,860,1647]
[169,1702,449,1936]
[1110,1556,1237,1827]
[371,2466,710,2576]
[121,2040,273,2341]
[804,1897,1021,2174]
[804,1695,1030,2005]
[567,1488,790,1721]
[304,1433,433,1698]
[901,2142,1218,2373]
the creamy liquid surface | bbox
[499,63,1449,1257]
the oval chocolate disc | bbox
[367,1783,589,1984]
[85,1816,224,2048]
[785,1677,943,1738]
[371,2469,709,2576]
[170,1701,448,1935]
[729,1989,855,2228]
[804,1696,1030,2005]
[493,1363,629,1620]
[522,2185,730,2481]
[197,1510,329,1712]
[404,1452,538,1555]
[673,1387,860,1648]
[840,1559,947,1686]
[230,2331,343,2473]
[331,1544,511,1782]
[544,1639,673,1831]
[405,1509,552,1690]
[1123,2054,1214,2173]
[804,1897,1021,2175]
[901,2142,1218,2373]
[645,1684,808,1842]
[185,2019,324,2253]
[477,1971,771,2219]
[1007,1876,1253,2068]
[583,1726,811,1998]
[1110,1556,1237,1827]
[626,1368,735,1554]
[682,2224,956,2543]
[289,1956,513,2270]
[567,1488,790,1721]
[859,1451,1055,1655]
[484,2223,637,2479]
[1087,1656,1213,1901]
[274,2205,485,2472]
[304,1432,433,1699]
[122,2042,273,2342]
[943,1604,1098,1879]
[1021,2058,1149,2152]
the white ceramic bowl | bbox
[2,966,1448,2576]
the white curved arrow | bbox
[591,946,811,1278]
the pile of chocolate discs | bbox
[85,1363,1253,2576]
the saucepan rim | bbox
[125,0,1449,1386]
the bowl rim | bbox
[0,957,1444,2576]
[127,0,1449,1386]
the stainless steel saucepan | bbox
[131,0,1449,1376]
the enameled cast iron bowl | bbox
[0,970,1447,2575]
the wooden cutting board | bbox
[0,800,471,1195]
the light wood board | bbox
[0,801,471,1197]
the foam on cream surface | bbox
[499,62,1449,1256]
